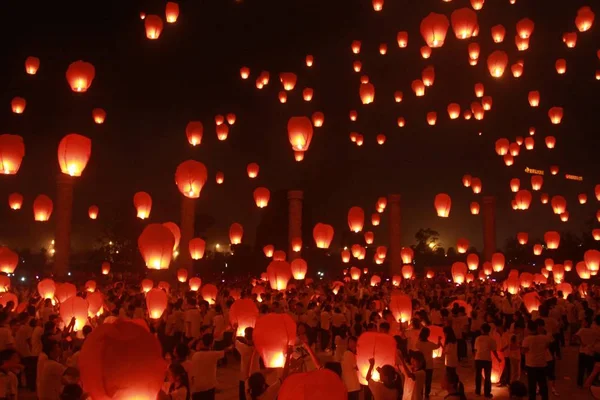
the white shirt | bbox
[189,350,224,392]
[31,326,43,356]
[522,334,550,367]
[474,334,497,361]
[38,359,66,400]
[320,311,331,330]
[0,326,15,351]
[341,350,361,392]
[36,352,48,395]
[213,315,225,341]
[184,309,202,339]
[416,340,439,369]
[576,327,599,355]
[331,312,346,328]
[444,342,458,367]
[15,324,32,357]
[235,340,259,381]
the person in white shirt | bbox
[522,320,550,400]
[416,327,442,398]
[189,333,224,400]
[235,327,260,400]
[38,340,67,400]
[442,326,458,375]
[473,323,500,398]
[184,299,202,341]
[341,336,361,400]
[574,317,598,387]
[159,363,190,400]
[0,313,15,352]
[212,305,227,365]
[320,305,332,351]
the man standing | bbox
[522,320,550,400]
[190,333,225,400]
[473,323,501,398]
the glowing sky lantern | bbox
[246,163,259,178]
[0,134,25,175]
[144,15,163,39]
[379,43,388,55]
[60,296,89,331]
[162,222,181,252]
[451,262,468,284]
[456,238,469,254]
[133,191,152,219]
[400,247,414,264]
[575,6,595,32]
[25,56,40,75]
[495,138,509,155]
[468,43,480,60]
[33,195,53,221]
[555,59,566,74]
[510,178,520,193]
[57,134,92,177]
[451,8,478,39]
[11,97,26,114]
[185,121,203,146]
[577,261,591,280]
[215,171,224,184]
[544,231,560,249]
[462,174,472,187]
[487,50,508,77]
[524,137,534,150]
[230,299,259,337]
[470,202,480,215]
[466,253,479,271]
[359,82,375,104]
[101,262,110,275]
[266,261,292,291]
[254,313,296,368]
[351,40,361,54]
[279,72,297,91]
[422,66,435,86]
[188,238,205,260]
[516,18,534,39]
[528,91,540,107]
[402,264,414,280]
[491,253,505,272]
[287,116,313,153]
[341,250,351,263]
[515,190,532,210]
[8,193,23,210]
[447,103,461,119]
[472,177,482,193]
[38,278,56,300]
[291,237,302,252]
[372,0,383,11]
[146,288,168,319]
[312,111,324,127]
[545,136,556,149]
[253,187,270,208]
[434,193,451,217]
[165,2,179,23]
[578,193,587,204]
[90,108,107,124]
[427,112,437,126]
[508,143,519,157]
[88,205,99,220]
[397,31,408,47]
[563,32,577,48]
[347,206,365,233]
[229,223,244,245]
[389,294,412,323]
[175,160,207,198]
[54,283,76,303]
[290,258,308,280]
[313,223,334,249]
[420,12,450,48]
[530,175,543,191]
[491,24,506,42]
[201,284,218,305]
[511,62,523,77]
[584,250,600,274]
[548,107,564,124]
[138,224,175,270]
[551,195,567,214]
[302,88,314,102]
[65,61,95,92]
[470,0,484,10]
[421,46,432,59]
[0,247,18,274]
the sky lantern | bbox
[470,202,480,215]
[8,193,22,210]
[351,40,361,54]
[531,176,543,191]
[516,18,534,38]
[447,103,461,119]
[215,171,224,184]
[254,313,296,368]
[468,43,480,60]
[378,43,388,55]
[515,190,532,210]
[456,238,470,254]
[302,88,314,102]
[377,197,387,211]
[503,154,513,166]
[146,288,168,319]
[352,61,362,73]
[138,224,175,270]
[88,205,99,220]
[0,134,25,175]
[359,83,375,104]
[144,15,163,39]
[555,59,566,74]
[472,178,482,193]
[175,160,207,198]
[0,247,18,274]
[356,332,396,384]
[508,143,519,157]
[394,91,403,103]
[229,223,244,244]
[305,54,314,67]
[287,116,313,153]
[133,191,152,219]
[348,206,365,232]
[420,46,432,59]
[519,272,534,288]
[482,262,493,276]
[185,121,203,146]
[515,35,529,51]
[313,223,334,249]
[491,24,506,42]
[350,266,361,281]
[451,262,468,284]
[412,80,425,96]
[253,187,270,208]
[216,124,229,141]
[563,32,577,48]
[290,259,308,280]
[101,262,110,275]
[491,253,505,272]
[422,66,435,86]
[65,60,95,92]
[33,195,53,221]
[593,229,600,241]
[189,238,205,260]
[267,261,292,291]
[60,296,89,331]
[397,31,408,47]
[401,247,414,264]
[397,117,406,127]
[544,231,560,249]
[57,134,92,177]
[466,253,479,271]
[11,97,26,114]
[279,72,297,91]
[187,277,201,291]
[512,63,524,77]
[240,66,250,79]
[85,280,97,293]
[487,50,508,77]
[341,250,351,263]
[577,262,591,280]
[392,275,402,287]
[575,6,595,32]
[584,250,600,274]
[564,260,573,272]
[463,174,472,187]
[162,222,181,252]
[553,264,565,283]
[200,284,218,305]
[420,12,450,48]
[371,213,381,226]
[311,112,324,128]
[91,108,106,124]
[389,294,412,323]
[402,264,414,280]
[140,279,154,293]
[165,2,179,23]
[470,0,484,10]
[549,166,559,176]
[246,163,260,179]
[451,8,478,39]
[349,110,358,121]
[495,138,509,155]
[578,193,588,204]
[291,237,302,252]
[263,245,274,258]
[510,178,520,193]
[38,279,56,300]
[545,136,556,149]
[482,96,493,111]
[273,250,286,261]
[230,299,259,337]
[548,107,564,124]
[517,232,528,245]
[551,195,567,214]
[24,56,40,75]
[560,211,569,222]
[532,244,543,256]
[524,137,535,150]
[434,193,451,217]
[372,0,383,11]
[427,112,437,126]
[528,91,540,107]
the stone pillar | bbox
[287,190,303,260]
[482,196,497,262]
[53,174,74,277]
[388,194,402,275]
[180,197,196,274]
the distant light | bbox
[109,241,113,246]
[68,272,71,276]
[35,276,39,279]
[20,277,25,282]
[216,243,220,249]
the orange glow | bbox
[24,56,40,75]
[229,223,244,244]
[434,193,451,217]
[0,134,25,175]
[165,2,179,23]
[57,134,92,177]
[33,195,53,221]
[65,60,95,92]
[138,224,175,270]
[88,205,99,220]
[253,187,270,208]
[175,160,208,198]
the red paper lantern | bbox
[175,160,208,198]
[420,12,450,48]
[229,223,244,244]
[33,195,53,221]
[434,193,451,217]
[144,15,164,39]
[133,191,152,219]
[189,238,206,260]
[253,313,296,368]
[138,224,175,270]
[313,223,334,249]
[0,134,25,175]
[57,134,92,177]
[291,259,308,280]
[267,261,292,290]
[230,299,259,337]
[65,61,95,92]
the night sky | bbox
[0,0,599,254]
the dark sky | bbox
[0,0,598,253]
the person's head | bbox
[509,381,528,399]
[0,349,20,373]
[244,327,254,343]
[248,372,268,399]
[377,364,398,388]
[443,326,457,344]
[60,384,83,400]
[410,351,426,371]
[43,340,61,360]
[411,318,421,329]
[379,322,390,334]
[527,320,538,334]
[174,343,190,362]
[418,327,430,341]
[82,325,92,338]
[347,336,357,353]
[168,363,189,387]
[201,333,213,349]
[481,323,491,335]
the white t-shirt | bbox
[522,334,550,367]
[368,380,398,400]
[416,340,439,369]
[444,342,458,367]
[320,311,331,330]
[36,352,48,395]
[38,359,66,400]
[576,327,600,355]
[189,350,224,392]
[15,324,32,357]
[31,326,43,356]
[184,309,202,339]
[0,326,15,351]
[331,312,346,328]
[403,369,425,400]
[474,335,497,361]
[235,340,259,381]
[341,350,361,392]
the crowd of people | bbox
[0,273,599,400]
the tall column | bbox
[388,194,401,275]
[180,197,196,274]
[287,190,303,260]
[53,174,74,277]
[482,196,497,262]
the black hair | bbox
[481,323,491,334]
[379,364,404,400]
[324,361,342,377]
[248,372,267,400]
[169,363,190,400]
[418,327,430,341]
[443,326,457,344]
